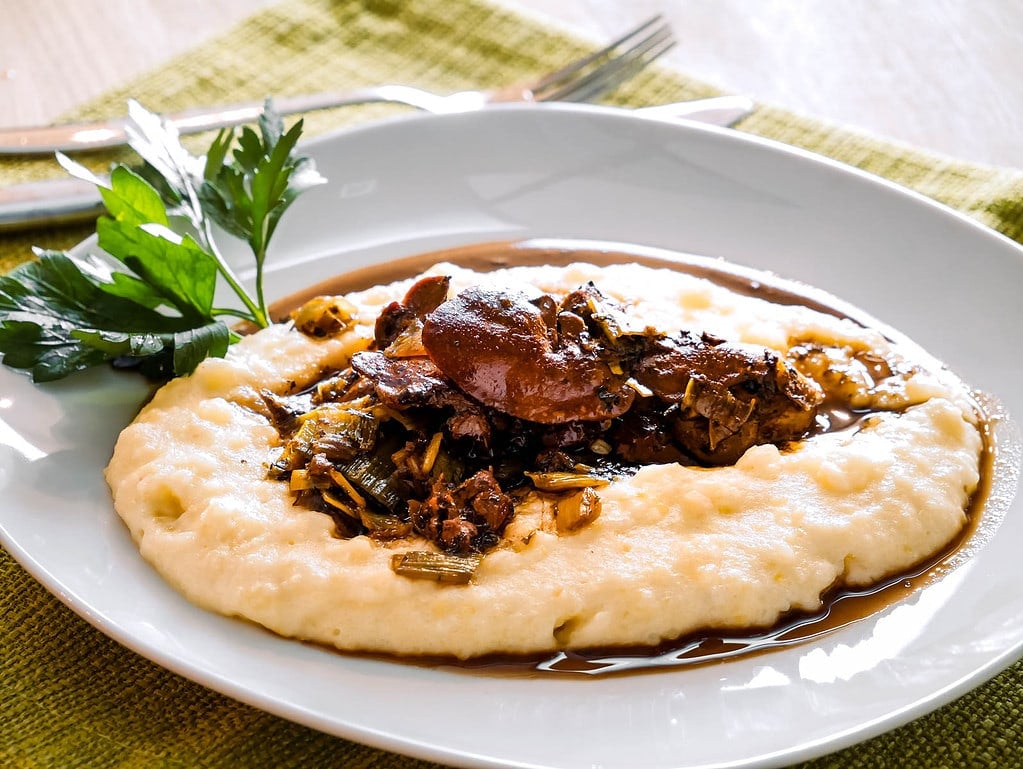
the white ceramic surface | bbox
[2,105,1021,769]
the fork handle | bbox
[0,86,436,155]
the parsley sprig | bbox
[0,100,325,381]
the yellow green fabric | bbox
[2,0,1020,767]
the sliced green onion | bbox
[390,551,481,583]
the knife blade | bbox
[0,96,753,233]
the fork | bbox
[0,16,675,155]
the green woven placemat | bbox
[2,1,1021,767]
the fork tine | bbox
[538,22,675,104]
[528,15,670,93]
[550,34,675,104]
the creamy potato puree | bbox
[105,262,983,658]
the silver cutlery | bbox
[0,96,754,232]
[0,16,674,156]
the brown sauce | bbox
[273,239,1007,676]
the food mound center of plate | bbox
[105,258,984,660]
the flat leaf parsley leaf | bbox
[0,100,325,382]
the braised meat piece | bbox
[412,469,514,554]
[611,406,688,465]
[632,332,823,464]
[350,351,492,448]
[374,275,450,350]
[421,285,635,424]
[351,352,456,410]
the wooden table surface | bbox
[1,0,1020,170]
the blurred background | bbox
[2,0,1021,167]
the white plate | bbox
[2,105,1022,769]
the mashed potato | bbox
[105,261,983,658]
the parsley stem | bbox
[202,219,269,328]
[254,245,268,326]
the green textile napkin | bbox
[2,1,1020,767]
